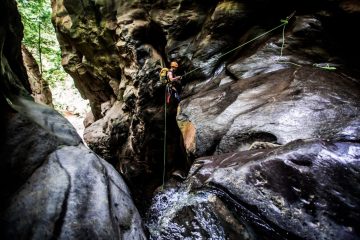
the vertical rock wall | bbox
[52,0,360,218]
[0,0,146,238]
[52,0,191,208]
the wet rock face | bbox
[148,140,360,239]
[52,0,360,206]
[52,0,360,237]
[179,66,360,157]
[0,1,145,238]
[177,11,360,157]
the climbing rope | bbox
[159,12,296,190]
[159,58,167,189]
[181,11,296,78]
[277,12,336,70]
[160,11,335,190]
[277,21,302,68]
[162,85,167,189]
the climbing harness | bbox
[165,84,181,104]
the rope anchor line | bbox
[160,10,337,190]
[162,86,167,190]
[181,10,336,79]
[160,12,295,190]
[182,11,296,78]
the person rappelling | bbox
[167,61,182,103]
[160,61,182,104]
[159,11,298,190]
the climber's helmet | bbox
[170,61,179,68]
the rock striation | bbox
[147,139,360,239]
[0,0,145,239]
[51,0,360,238]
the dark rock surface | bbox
[178,66,360,157]
[51,0,360,238]
[0,0,146,239]
[52,0,360,209]
[147,140,360,239]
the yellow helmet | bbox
[170,61,178,68]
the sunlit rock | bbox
[21,45,53,107]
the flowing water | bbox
[146,186,230,239]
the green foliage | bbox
[17,0,67,86]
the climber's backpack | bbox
[159,68,170,84]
